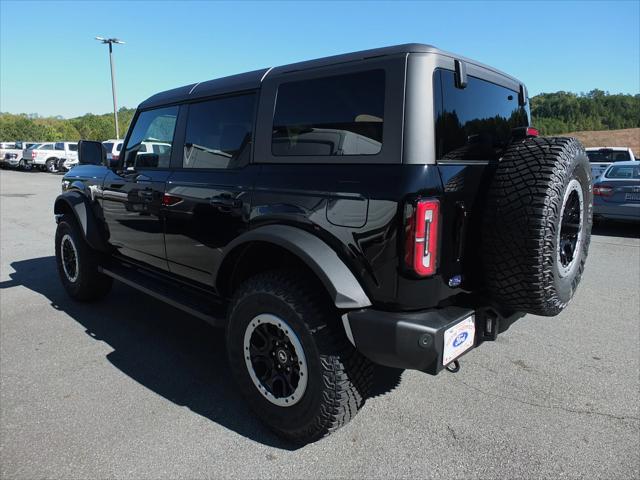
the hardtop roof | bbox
[139,43,523,110]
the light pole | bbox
[95,36,125,139]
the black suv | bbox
[55,44,592,443]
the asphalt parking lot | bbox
[1,168,638,479]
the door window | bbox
[434,69,529,161]
[272,70,385,157]
[55,142,64,150]
[123,106,178,168]
[183,93,256,169]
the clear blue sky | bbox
[1,0,639,118]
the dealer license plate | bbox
[442,315,476,365]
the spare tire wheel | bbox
[482,137,592,316]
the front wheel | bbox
[226,270,373,444]
[55,214,112,301]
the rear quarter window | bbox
[272,69,385,157]
[434,69,529,161]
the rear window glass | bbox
[605,165,640,179]
[103,142,114,153]
[272,69,385,157]
[587,150,631,163]
[434,69,529,161]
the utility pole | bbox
[95,37,125,139]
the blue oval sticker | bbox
[453,332,468,347]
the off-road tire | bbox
[55,214,112,301]
[482,137,592,316]
[226,270,373,444]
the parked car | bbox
[0,141,40,169]
[586,147,637,180]
[23,142,78,172]
[593,161,640,223]
[0,142,16,168]
[54,43,592,443]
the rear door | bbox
[163,92,258,286]
[101,105,179,270]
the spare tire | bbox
[482,137,592,316]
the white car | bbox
[586,147,637,181]
[23,142,78,172]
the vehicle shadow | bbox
[0,256,403,449]
[592,220,640,238]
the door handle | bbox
[209,196,241,208]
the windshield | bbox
[587,149,632,163]
[605,165,640,179]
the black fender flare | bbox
[216,225,372,309]
[54,190,109,252]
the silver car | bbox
[593,161,640,223]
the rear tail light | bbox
[31,150,36,159]
[405,199,440,276]
[512,126,539,139]
[593,185,613,196]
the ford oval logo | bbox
[453,332,468,347]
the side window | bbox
[68,143,78,152]
[123,106,178,169]
[272,69,385,157]
[42,144,54,150]
[55,142,64,151]
[183,93,256,169]
[434,69,529,161]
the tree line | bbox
[1,89,639,141]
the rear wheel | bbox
[55,214,112,301]
[46,158,58,173]
[226,270,372,444]
[482,137,592,316]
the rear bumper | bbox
[345,305,524,375]
[594,203,640,221]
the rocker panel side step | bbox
[99,263,226,327]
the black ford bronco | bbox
[55,44,592,443]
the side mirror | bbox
[78,140,106,166]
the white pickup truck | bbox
[23,142,78,172]
[0,141,40,168]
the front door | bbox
[163,93,258,286]
[101,105,179,271]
